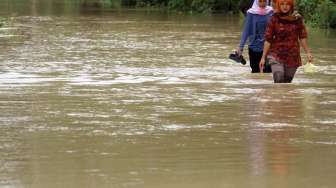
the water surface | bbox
[1,2,336,188]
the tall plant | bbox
[297,0,336,28]
[318,0,336,28]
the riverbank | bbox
[79,0,336,28]
[100,0,336,28]
[0,0,335,29]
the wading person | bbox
[237,0,273,73]
[259,0,313,83]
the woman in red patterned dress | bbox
[259,0,313,83]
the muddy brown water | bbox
[1,1,336,188]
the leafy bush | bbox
[190,0,215,13]
[167,0,215,13]
[104,0,238,13]
[318,0,336,28]
[297,0,336,28]
[212,0,240,13]
[330,6,336,28]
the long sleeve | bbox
[264,16,275,43]
[239,13,252,50]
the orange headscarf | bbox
[275,0,294,14]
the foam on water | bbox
[161,124,211,131]
[0,72,56,86]
[250,122,300,131]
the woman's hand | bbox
[307,52,313,63]
[236,47,243,56]
[300,39,313,63]
[259,41,271,73]
[259,58,265,73]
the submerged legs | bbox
[271,63,297,83]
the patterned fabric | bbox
[264,14,307,67]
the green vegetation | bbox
[297,0,336,28]
[96,0,336,28]
[88,0,240,13]
[1,0,336,28]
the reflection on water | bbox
[0,2,336,188]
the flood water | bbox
[1,1,336,188]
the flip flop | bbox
[229,53,246,65]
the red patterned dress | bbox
[264,14,308,68]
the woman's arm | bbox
[300,38,313,63]
[259,41,271,72]
[237,14,252,55]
